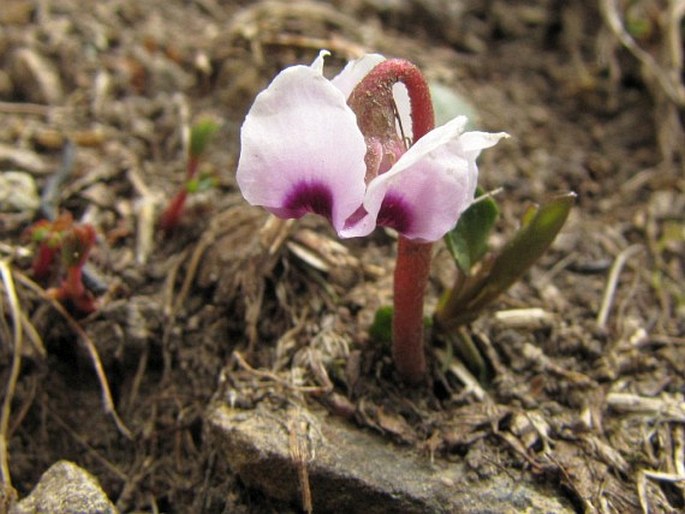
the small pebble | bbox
[0,170,40,212]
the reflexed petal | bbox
[331,54,412,140]
[237,52,368,232]
[331,54,385,97]
[344,116,508,242]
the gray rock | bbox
[0,171,40,212]
[11,461,117,514]
[208,402,575,514]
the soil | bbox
[0,0,684,513]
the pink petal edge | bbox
[236,51,368,232]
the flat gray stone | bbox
[0,171,40,212]
[11,461,117,514]
[208,402,574,514]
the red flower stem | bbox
[160,189,188,232]
[393,238,432,382]
[352,59,436,382]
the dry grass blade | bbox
[0,260,23,490]
[600,0,685,106]
[288,416,313,514]
[637,468,685,514]
[606,392,685,422]
[13,271,133,439]
[596,244,643,329]
[233,352,327,394]
[127,166,157,265]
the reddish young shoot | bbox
[160,119,219,232]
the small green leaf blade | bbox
[475,192,576,305]
[444,189,499,274]
[189,118,220,158]
[369,305,394,346]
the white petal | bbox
[331,53,385,98]
[353,117,508,242]
[237,56,368,232]
[331,54,413,140]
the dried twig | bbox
[173,231,214,315]
[0,260,23,489]
[0,101,52,116]
[288,416,313,514]
[600,0,685,106]
[637,468,685,514]
[127,166,157,265]
[233,352,328,394]
[435,348,488,402]
[596,244,642,329]
[606,392,685,422]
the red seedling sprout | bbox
[50,223,98,313]
[25,212,74,279]
[160,118,219,232]
[26,213,99,314]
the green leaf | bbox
[369,306,433,348]
[471,192,576,309]
[189,119,220,158]
[186,177,199,193]
[444,188,499,274]
[186,171,218,194]
[435,192,575,330]
[520,203,538,227]
[196,172,217,192]
[369,305,393,346]
[429,82,479,129]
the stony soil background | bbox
[0,0,684,513]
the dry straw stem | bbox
[606,392,685,422]
[596,244,643,329]
[636,424,685,513]
[13,271,132,439]
[127,165,157,265]
[288,415,314,514]
[435,348,488,402]
[0,260,23,489]
[227,0,368,63]
[233,352,328,395]
[600,0,685,106]
[600,0,685,166]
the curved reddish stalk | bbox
[350,59,436,383]
[392,238,432,382]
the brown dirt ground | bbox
[0,0,684,512]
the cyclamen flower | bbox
[237,51,507,243]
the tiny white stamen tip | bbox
[312,50,331,73]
